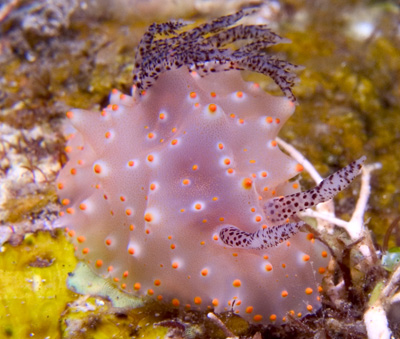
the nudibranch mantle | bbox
[56,10,365,325]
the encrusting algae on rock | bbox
[55,9,365,326]
[0,231,77,338]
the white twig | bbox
[278,137,381,241]
[0,0,18,22]
[381,263,400,300]
[299,209,350,228]
[364,264,400,339]
[276,137,323,184]
[276,137,336,233]
[347,163,382,240]
[300,162,381,241]
[364,306,392,339]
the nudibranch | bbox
[56,9,365,325]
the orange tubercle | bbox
[93,164,102,174]
[144,213,153,222]
[194,297,202,305]
[253,315,263,322]
[295,163,304,172]
[305,287,313,295]
[208,104,217,112]
[232,279,241,287]
[201,269,208,276]
[242,178,252,189]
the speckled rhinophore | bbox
[55,10,364,325]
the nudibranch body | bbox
[56,10,364,325]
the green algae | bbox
[382,248,400,272]
[67,262,144,309]
[0,230,77,338]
